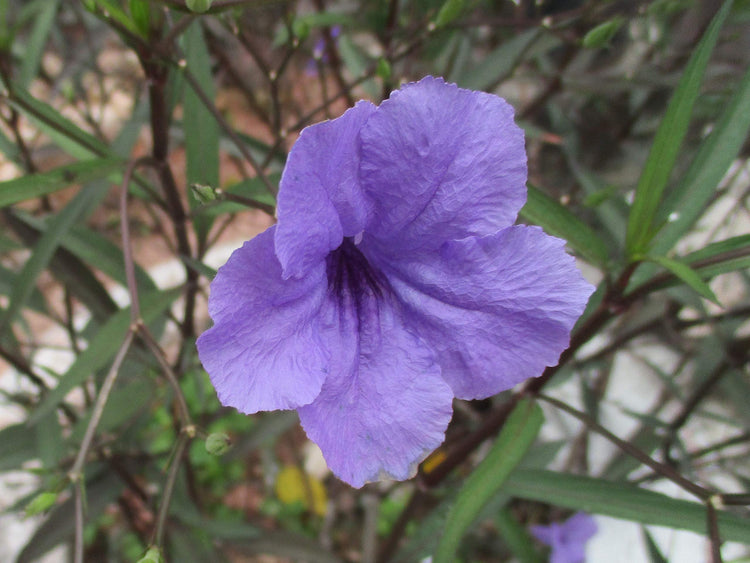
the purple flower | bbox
[196,77,594,488]
[305,25,341,76]
[530,513,598,563]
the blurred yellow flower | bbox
[275,465,328,516]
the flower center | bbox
[326,237,384,303]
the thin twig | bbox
[74,483,84,563]
[706,497,723,563]
[68,331,135,483]
[121,157,159,323]
[137,325,193,430]
[69,330,135,563]
[153,432,191,546]
[536,392,714,501]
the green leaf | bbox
[220,530,341,563]
[0,158,122,208]
[17,470,123,563]
[433,0,465,28]
[31,288,181,422]
[136,547,164,563]
[129,0,152,37]
[0,0,10,48]
[3,210,119,324]
[24,491,60,517]
[9,88,112,158]
[376,57,392,81]
[36,411,65,468]
[625,0,733,258]
[68,379,153,443]
[0,183,103,330]
[392,493,453,562]
[685,234,750,263]
[434,399,544,562]
[582,17,623,49]
[0,422,39,471]
[642,528,669,563]
[643,255,720,305]
[520,183,609,266]
[61,225,158,292]
[14,201,158,297]
[652,62,750,255]
[176,511,261,541]
[90,0,139,35]
[183,21,219,247]
[456,28,540,91]
[628,235,750,296]
[0,126,20,162]
[495,506,545,563]
[181,255,217,281]
[0,263,48,316]
[18,0,59,88]
[504,469,750,543]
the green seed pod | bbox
[191,183,219,203]
[186,0,213,13]
[205,432,232,455]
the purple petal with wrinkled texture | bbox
[530,512,598,563]
[363,225,594,399]
[298,291,453,488]
[196,227,329,413]
[275,101,376,279]
[360,76,527,253]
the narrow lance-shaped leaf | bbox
[521,183,609,267]
[30,288,181,423]
[643,255,721,305]
[457,28,540,91]
[653,61,750,255]
[0,184,103,330]
[627,235,750,297]
[9,88,112,159]
[17,471,123,563]
[183,21,219,248]
[625,0,733,258]
[504,469,750,544]
[434,399,544,563]
[18,0,59,88]
[0,158,122,208]
[3,210,119,323]
[14,211,160,293]
[495,506,545,563]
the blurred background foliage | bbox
[0,0,749,561]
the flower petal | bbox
[360,76,527,252]
[275,100,377,279]
[197,227,330,413]
[562,512,598,542]
[364,225,594,399]
[530,523,558,546]
[298,293,454,488]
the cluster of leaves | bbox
[0,0,749,561]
